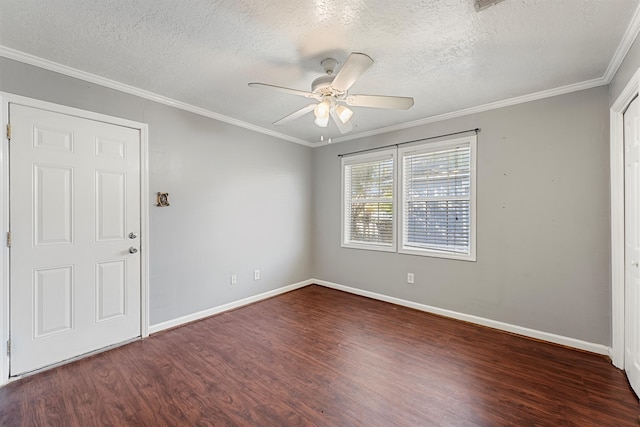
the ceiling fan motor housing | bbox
[321,58,338,74]
[312,58,345,97]
[311,75,338,95]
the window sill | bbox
[341,242,397,253]
[399,246,476,262]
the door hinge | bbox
[6,340,10,357]
[6,231,10,248]
[6,124,11,140]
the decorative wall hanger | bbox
[156,192,170,207]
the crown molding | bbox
[0,46,314,147]
[603,1,640,83]
[330,77,607,144]
[0,28,629,149]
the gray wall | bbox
[312,86,611,345]
[0,57,313,325]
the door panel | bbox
[34,126,73,151]
[624,95,640,397]
[96,260,127,321]
[34,266,74,338]
[34,165,74,245]
[96,171,126,241]
[9,103,141,376]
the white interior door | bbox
[9,103,141,376]
[624,95,640,397]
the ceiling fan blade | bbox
[330,109,354,134]
[248,82,319,99]
[330,53,374,92]
[273,104,317,125]
[345,94,414,110]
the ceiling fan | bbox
[248,53,414,134]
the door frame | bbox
[0,93,150,385]
[611,67,640,369]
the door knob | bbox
[129,247,138,254]
[129,232,138,239]
[633,262,639,267]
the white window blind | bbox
[400,137,476,260]
[342,150,396,250]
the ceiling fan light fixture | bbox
[314,115,329,127]
[314,100,331,120]
[335,104,353,123]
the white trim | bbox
[610,67,640,370]
[0,46,610,149]
[0,92,151,384]
[610,108,626,369]
[330,78,607,144]
[0,273,612,382]
[314,279,610,355]
[2,92,149,130]
[140,125,150,338]
[603,2,640,83]
[148,279,313,334]
[397,135,477,262]
[341,149,397,252]
[0,95,9,385]
[0,46,313,148]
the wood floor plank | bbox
[0,285,637,426]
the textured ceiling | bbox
[0,0,638,144]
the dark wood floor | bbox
[0,285,637,426]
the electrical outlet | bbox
[254,269,260,280]
[407,273,415,284]
[230,274,237,285]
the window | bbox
[341,149,396,251]
[399,136,476,260]
[340,135,476,261]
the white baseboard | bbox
[313,279,611,356]
[148,279,313,334]
[148,277,611,357]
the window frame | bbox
[339,135,477,262]
[398,135,477,261]
[341,149,397,252]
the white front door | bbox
[9,103,142,376]
[624,95,640,397]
